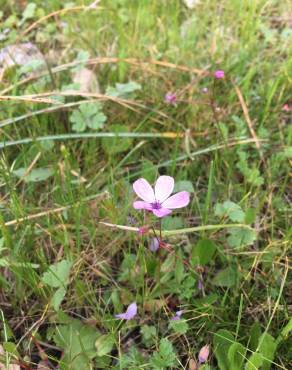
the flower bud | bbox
[198,344,210,363]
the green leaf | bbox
[141,325,157,347]
[249,322,262,351]
[213,267,237,287]
[141,159,157,183]
[215,201,245,222]
[227,228,257,248]
[53,320,99,370]
[245,353,263,370]
[191,239,217,266]
[3,342,20,358]
[13,167,53,182]
[276,318,292,345]
[150,338,176,369]
[22,3,37,21]
[102,124,132,154]
[51,287,66,311]
[257,333,277,370]
[162,216,184,230]
[105,81,141,98]
[168,319,189,335]
[95,334,115,357]
[175,252,185,283]
[227,342,246,370]
[213,329,234,370]
[41,260,72,288]
[70,103,107,132]
[173,180,194,193]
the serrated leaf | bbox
[162,216,184,230]
[53,320,99,370]
[215,201,245,222]
[70,103,107,132]
[191,239,217,266]
[106,81,141,98]
[141,325,157,347]
[227,228,256,248]
[213,267,237,287]
[41,260,72,288]
[95,334,115,357]
[13,167,53,182]
[168,319,189,335]
[150,338,176,369]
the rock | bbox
[0,42,45,80]
[72,67,100,93]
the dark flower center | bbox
[151,201,161,210]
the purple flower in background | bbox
[133,176,190,218]
[201,87,209,93]
[198,344,210,363]
[198,280,203,290]
[150,237,160,252]
[214,70,225,79]
[165,92,177,105]
[171,310,183,321]
[115,302,137,320]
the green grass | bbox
[0,0,291,369]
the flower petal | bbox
[125,302,137,320]
[133,201,152,210]
[152,208,172,218]
[133,178,155,202]
[162,191,190,209]
[150,237,160,252]
[115,313,127,319]
[154,176,174,202]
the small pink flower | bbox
[133,176,190,218]
[115,302,137,320]
[198,344,210,363]
[214,70,225,79]
[171,310,183,320]
[165,92,177,105]
[282,104,291,112]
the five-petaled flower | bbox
[133,176,190,218]
[115,302,137,320]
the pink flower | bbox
[133,176,190,218]
[165,92,177,105]
[282,104,291,112]
[115,302,137,320]
[214,70,225,79]
[171,310,183,320]
[198,344,210,363]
